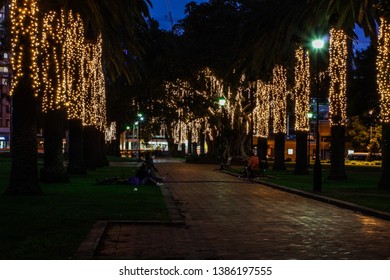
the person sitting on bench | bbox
[243,152,260,178]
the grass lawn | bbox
[229,162,390,213]
[0,158,169,259]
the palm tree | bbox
[39,9,69,183]
[327,27,349,180]
[309,0,390,187]
[4,0,151,194]
[293,46,311,175]
[6,0,41,194]
[239,0,382,182]
[253,80,271,169]
[272,65,288,170]
[377,15,390,189]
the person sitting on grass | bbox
[131,152,163,186]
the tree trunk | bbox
[200,123,205,156]
[5,77,41,195]
[273,132,286,170]
[107,138,120,157]
[67,118,86,174]
[294,131,309,175]
[84,125,97,170]
[378,123,390,189]
[40,109,69,183]
[94,129,104,168]
[257,137,268,170]
[187,129,192,155]
[98,130,109,166]
[107,128,121,157]
[329,125,347,180]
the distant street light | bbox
[312,38,324,193]
[218,97,226,107]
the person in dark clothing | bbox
[133,152,162,185]
[145,152,158,173]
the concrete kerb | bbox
[222,170,390,222]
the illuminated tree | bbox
[83,35,108,169]
[293,46,311,175]
[272,65,288,170]
[377,17,390,189]
[253,80,271,167]
[6,0,41,194]
[328,28,348,180]
[39,9,69,183]
[4,0,151,194]
[64,11,87,174]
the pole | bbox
[218,97,226,169]
[138,121,141,162]
[307,125,310,167]
[220,107,224,170]
[313,50,322,192]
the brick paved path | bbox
[94,161,390,260]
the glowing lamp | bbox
[312,39,325,49]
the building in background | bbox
[0,3,11,151]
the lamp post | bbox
[369,109,374,141]
[137,113,144,161]
[126,125,130,156]
[312,38,324,193]
[218,97,226,169]
[307,112,313,167]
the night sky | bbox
[149,0,208,30]
[148,0,370,50]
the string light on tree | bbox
[83,35,107,132]
[40,10,67,112]
[272,65,287,134]
[10,0,40,96]
[294,46,311,132]
[63,11,86,121]
[105,121,117,142]
[377,17,390,123]
[329,28,348,126]
[253,80,271,138]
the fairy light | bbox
[253,80,271,138]
[10,0,40,96]
[105,121,117,142]
[294,46,311,132]
[63,11,86,121]
[329,28,348,126]
[272,65,287,134]
[377,17,390,123]
[83,35,107,132]
[40,10,66,112]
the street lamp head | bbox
[218,97,226,107]
[307,112,313,119]
[312,38,325,49]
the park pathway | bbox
[93,161,390,259]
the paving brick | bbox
[90,161,390,260]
